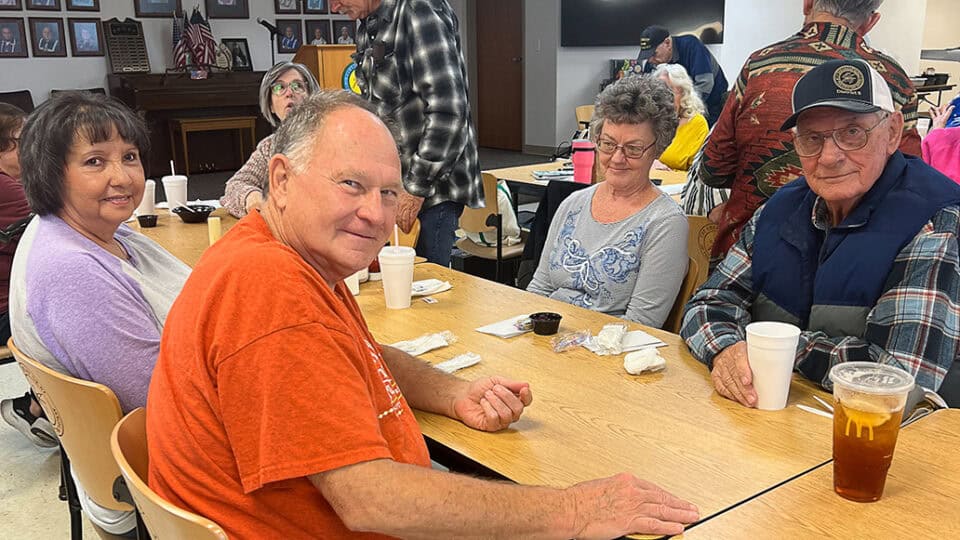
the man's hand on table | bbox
[711,341,757,407]
[452,376,533,432]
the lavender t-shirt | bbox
[9,215,190,412]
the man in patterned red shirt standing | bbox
[694,0,921,265]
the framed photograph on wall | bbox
[222,37,251,71]
[304,19,330,46]
[26,0,60,10]
[274,0,299,14]
[276,18,301,53]
[303,0,326,15]
[206,0,248,19]
[134,0,182,18]
[29,17,66,57]
[68,17,103,56]
[66,0,99,11]
[0,18,27,57]
[332,19,355,45]
[0,1,23,12]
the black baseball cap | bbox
[780,58,894,130]
[637,26,670,61]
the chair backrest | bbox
[687,215,716,287]
[575,105,594,128]
[394,218,420,248]
[111,408,228,540]
[8,339,131,512]
[49,88,107,97]
[0,90,35,113]
[662,257,700,334]
[459,172,500,235]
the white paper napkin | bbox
[411,279,452,297]
[584,329,666,355]
[475,314,532,339]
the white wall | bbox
[530,0,929,149]
[0,2,346,104]
[920,0,959,114]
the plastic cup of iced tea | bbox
[828,362,914,502]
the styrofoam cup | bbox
[344,271,361,295]
[136,179,156,216]
[161,175,188,210]
[746,321,801,410]
[378,246,415,309]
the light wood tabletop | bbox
[129,208,238,267]
[485,160,688,187]
[679,409,960,539]
[356,264,835,529]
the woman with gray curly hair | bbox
[527,76,689,327]
[221,61,320,217]
[652,63,709,171]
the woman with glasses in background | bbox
[221,62,320,217]
[527,76,688,328]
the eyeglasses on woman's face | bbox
[270,80,307,96]
[596,137,657,159]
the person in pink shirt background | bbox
[922,103,960,184]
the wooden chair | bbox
[687,215,717,287]
[575,105,594,130]
[0,344,13,366]
[394,218,420,249]
[456,172,525,284]
[662,257,700,334]
[111,408,228,540]
[8,339,133,540]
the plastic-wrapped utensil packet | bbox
[551,330,591,353]
[390,330,457,356]
[435,352,481,373]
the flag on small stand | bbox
[186,7,216,67]
[172,10,188,69]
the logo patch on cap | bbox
[833,65,864,95]
[640,37,652,50]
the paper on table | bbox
[584,329,666,355]
[475,314,532,339]
[411,279,452,297]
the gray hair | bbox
[20,92,149,216]
[812,0,882,28]
[590,75,678,157]
[652,64,706,120]
[266,90,398,197]
[259,62,321,127]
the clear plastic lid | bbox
[829,362,914,395]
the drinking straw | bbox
[394,224,400,249]
[170,160,176,176]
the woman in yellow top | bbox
[651,64,709,171]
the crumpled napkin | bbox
[390,330,457,356]
[624,348,666,375]
[411,279,452,297]
[584,327,667,356]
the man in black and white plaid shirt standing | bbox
[332,0,482,266]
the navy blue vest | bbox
[752,152,960,331]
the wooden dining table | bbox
[128,208,238,267]
[356,264,835,535]
[679,409,960,539]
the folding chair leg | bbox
[135,510,149,540]
[60,447,84,540]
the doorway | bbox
[475,0,523,151]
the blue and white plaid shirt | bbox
[681,201,960,392]
[355,0,482,210]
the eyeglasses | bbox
[597,137,657,159]
[793,113,890,157]
[270,80,307,96]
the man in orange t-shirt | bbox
[147,90,699,539]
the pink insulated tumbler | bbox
[571,139,596,184]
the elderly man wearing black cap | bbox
[638,25,727,125]
[681,59,960,408]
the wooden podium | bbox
[293,45,357,91]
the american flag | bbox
[172,10,188,69]
[186,7,216,67]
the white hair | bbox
[652,64,706,121]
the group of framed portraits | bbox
[0,0,99,11]
[275,0,330,15]
[276,18,356,54]
[0,16,102,57]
